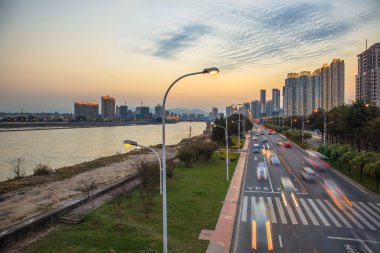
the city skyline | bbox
[1,0,380,113]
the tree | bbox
[178,147,195,168]
[365,160,380,191]
[133,159,160,219]
[368,117,380,152]
[77,179,98,210]
[7,157,25,179]
[110,188,124,225]
[352,152,373,182]
[337,150,355,175]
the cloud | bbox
[153,23,210,58]
[143,0,380,70]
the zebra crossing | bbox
[241,196,380,231]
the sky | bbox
[0,0,379,113]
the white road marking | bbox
[358,202,380,222]
[348,206,376,230]
[342,207,365,229]
[263,157,274,192]
[294,203,308,225]
[369,203,380,213]
[267,197,277,224]
[285,203,298,224]
[254,156,257,161]
[241,196,248,222]
[308,199,330,226]
[275,197,287,224]
[327,236,380,244]
[353,202,380,228]
[243,191,308,194]
[300,198,319,226]
[316,199,341,227]
[279,235,283,248]
[324,200,352,228]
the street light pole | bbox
[161,67,219,253]
[212,123,229,181]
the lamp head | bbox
[203,67,219,76]
[123,140,137,148]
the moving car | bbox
[251,199,274,251]
[280,177,299,208]
[284,142,291,148]
[301,167,317,181]
[323,179,352,209]
[253,144,261,153]
[305,156,329,171]
[262,143,270,150]
[257,162,268,180]
[252,136,258,141]
[270,154,280,165]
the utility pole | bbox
[189,125,192,140]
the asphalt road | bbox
[231,126,380,253]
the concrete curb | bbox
[0,173,141,251]
[200,135,250,253]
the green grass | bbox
[25,152,239,253]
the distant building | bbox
[356,43,380,106]
[154,105,163,119]
[101,95,115,120]
[119,105,128,119]
[209,107,218,120]
[272,88,280,115]
[74,102,99,121]
[260,90,266,118]
[283,59,344,116]
[265,100,272,118]
[226,105,238,117]
[250,100,260,119]
[135,106,150,120]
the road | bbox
[231,126,380,253]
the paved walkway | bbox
[199,134,250,253]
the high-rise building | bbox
[74,102,99,121]
[209,107,218,120]
[119,105,128,119]
[272,88,280,115]
[356,43,380,106]
[265,100,273,118]
[284,73,299,116]
[330,59,345,109]
[283,59,344,116]
[101,95,115,120]
[154,105,163,119]
[226,105,237,117]
[260,90,266,118]
[251,100,260,119]
[135,106,150,120]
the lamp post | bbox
[314,108,326,146]
[212,123,229,181]
[123,140,162,194]
[161,67,219,253]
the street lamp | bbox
[212,123,229,181]
[123,140,163,194]
[314,108,327,146]
[161,67,219,253]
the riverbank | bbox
[0,134,208,233]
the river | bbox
[0,122,206,182]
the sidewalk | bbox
[199,134,249,253]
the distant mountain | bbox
[168,108,207,115]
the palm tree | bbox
[352,152,373,182]
[338,151,355,175]
[364,161,380,191]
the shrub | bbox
[33,162,53,175]
[178,147,195,168]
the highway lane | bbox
[231,126,380,253]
